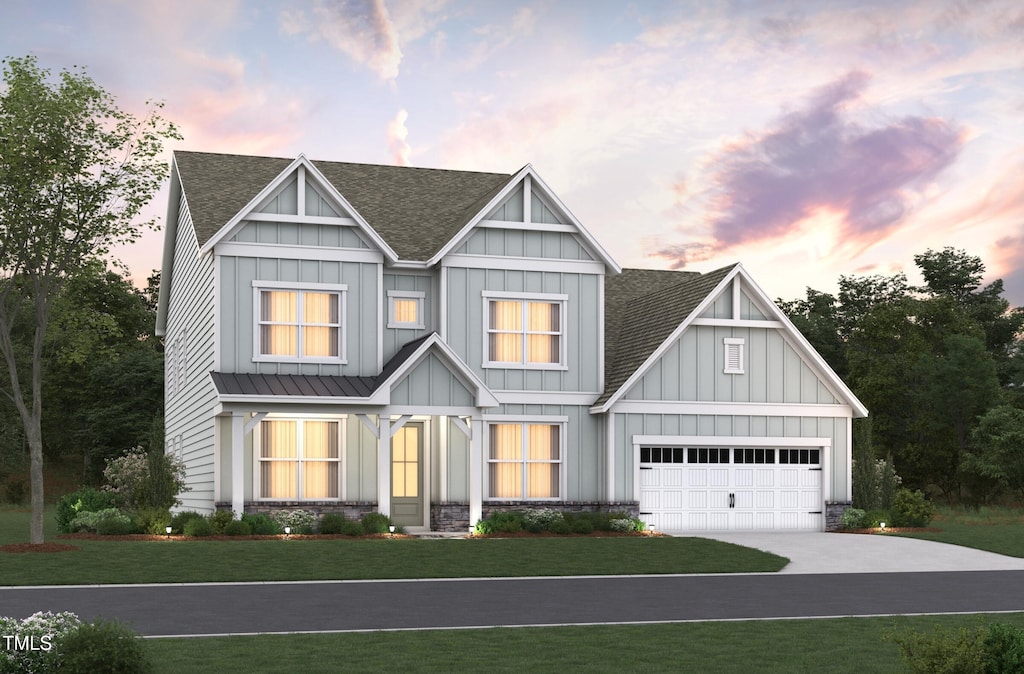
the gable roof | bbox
[597,265,737,409]
[174,150,516,261]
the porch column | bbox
[231,412,244,518]
[377,413,391,517]
[469,416,483,527]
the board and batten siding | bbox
[610,412,850,503]
[454,228,594,260]
[218,256,380,376]
[382,272,433,363]
[229,221,370,249]
[390,354,475,407]
[444,267,601,393]
[700,288,769,320]
[165,193,218,512]
[623,326,838,405]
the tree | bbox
[0,56,179,543]
[966,405,1024,499]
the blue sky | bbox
[3,0,1022,305]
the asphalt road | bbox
[2,571,1023,637]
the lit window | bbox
[488,423,561,499]
[259,419,340,500]
[486,298,563,367]
[387,291,425,329]
[724,338,744,374]
[258,289,342,359]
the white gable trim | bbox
[199,154,398,262]
[429,165,621,273]
[368,334,499,408]
[593,264,868,417]
[156,160,183,337]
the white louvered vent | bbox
[724,338,744,374]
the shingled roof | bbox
[597,264,738,408]
[173,151,515,260]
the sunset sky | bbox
[2,0,1022,305]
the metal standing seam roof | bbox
[173,150,516,261]
[596,264,739,408]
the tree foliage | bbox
[0,55,179,543]
[779,247,1023,502]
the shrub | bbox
[223,520,252,536]
[609,517,644,532]
[891,488,936,528]
[486,511,525,534]
[569,517,595,534]
[360,512,394,534]
[271,509,317,534]
[549,518,571,535]
[888,624,988,673]
[169,510,205,535]
[984,623,1024,673]
[0,610,83,673]
[208,509,235,534]
[59,619,152,673]
[862,509,892,528]
[853,456,903,510]
[318,513,348,535]
[241,512,281,535]
[103,446,188,511]
[56,487,119,533]
[183,517,214,537]
[134,507,172,535]
[840,508,866,529]
[522,508,564,533]
[94,511,137,536]
[340,520,364,536]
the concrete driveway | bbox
[692,531,1024,574]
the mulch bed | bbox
[55,533,416,542]
[0,542,80,553]
[469,531,666,538]
[834,527,941,534]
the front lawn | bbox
[898,505,1024,557]
[143,613,1024,673]
[0,507,787,585]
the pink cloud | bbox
[654,70,965,267]
[387,108,412,166]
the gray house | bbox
[156,151,867,532]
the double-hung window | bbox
[259,419,340,500]
[487,422,562,499]
[484,292,566,368]
[254,282,346,361]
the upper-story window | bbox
[387,290,425,330]
[254,282,347,362]
[483,291,567,369]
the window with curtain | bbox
[487,423,561,499]
[487,299,562,366]
[387,291,425,329]
[259,419,340,500]
[258,290,341,359]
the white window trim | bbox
[724,337,745,374]
[481,291,568,371]
[252,281,348,364]
[254,416,343,502]
[484,418,566,501]
[386,290,426,329]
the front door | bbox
[391,422,424,527]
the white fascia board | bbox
[526,168,621,274]
[369,334,500,408]
[592,265,741,414]
[198,154,398,263]
[156,159,183,337]
[427,165,622,273]
[733,265,869,419]
[608,400,854,418]
[632,435,832,449]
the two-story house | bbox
[156,150,867,532]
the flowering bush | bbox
[69,508,135,534]
[55,487,119,533]
[609,517,644,532]
[103,446,188,511]
[0,611,82,673]
[840,508,867,529]
[270,509,317,534]
[522,508,564,532]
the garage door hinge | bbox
[640,511,652,515]
[809,467,823,471]
[639,466,653,470]
[809,511,823,514]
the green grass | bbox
[898,505,1024,557]
[0,507,786,585]
[143,613,1024,673]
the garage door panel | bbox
[639,447,823,533]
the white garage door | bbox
[639,447,823,532]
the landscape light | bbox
[648,523,655,536]
[165,526,172,540]
[284,526,291,539]
[389,525,396,537]
[880,522,886,531]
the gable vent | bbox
[724,338,744,374]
